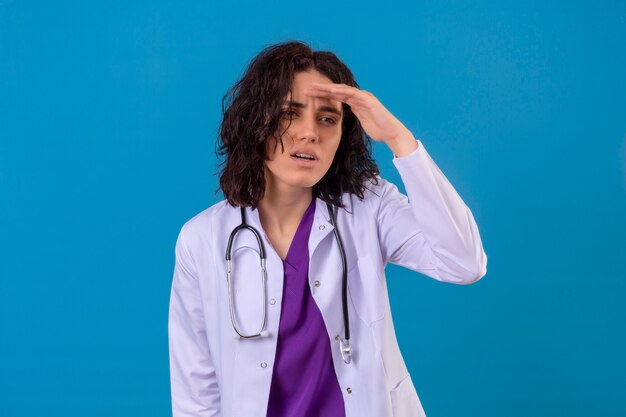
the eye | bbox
[321,116,337,125]
[282,110,297,118]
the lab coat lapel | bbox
[308,198,335,257]
[307,198,346,339]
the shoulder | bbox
[349,175,404,207]
[176,199,233,247]
[337,175,404,219]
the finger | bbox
[310,81,349,89]
[303,89,361,106]
[308,83,357,95]
[305,86,369,103]
[303,87,349,97]
[309,84,373,103]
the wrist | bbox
[385,131,418,157]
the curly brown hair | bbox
[216,40,380,209]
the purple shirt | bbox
[266,199,346,417]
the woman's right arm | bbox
[168,224,222,417]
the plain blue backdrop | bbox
[1,1,625,416]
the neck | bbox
[257,179,314,237]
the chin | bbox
[285,176,321,189]
[289,180,318,189]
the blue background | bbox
[1,1,625,416]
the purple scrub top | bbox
[265,198,346,417]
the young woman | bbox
[168,40,487,417]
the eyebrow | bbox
[282,100,343,117]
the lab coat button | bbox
[314,280,321,287]
[260,362,267,369]
[269,298,276,305]
[319,225,325,230]
[346,387,352,394]
[334,334,340,341]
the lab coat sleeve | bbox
[168,223,221,417]
[372,138,487,284]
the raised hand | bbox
[303,81,419,157]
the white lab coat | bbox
[168,139,487,417]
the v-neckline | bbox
[281,199,316,269]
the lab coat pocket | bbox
[390,374,426,417]
[347,255,385,325]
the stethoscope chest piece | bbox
[340,338,351,364]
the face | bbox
[264,69,343,194]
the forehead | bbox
[292,69,332,87]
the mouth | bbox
[290,152,318,161]
[290,152,318,166]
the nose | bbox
[299,111,319,143]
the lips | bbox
[290,150,318,160]
[292,153,316,161]
[290,151,318,167]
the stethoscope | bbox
[225,202,352,364]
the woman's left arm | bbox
[375,136,487,284]
[304,82,487,284]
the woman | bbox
[168,40,487,417]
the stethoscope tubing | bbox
[226,207,269,339]
[326,203,350,342]
[225,202,352,363]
